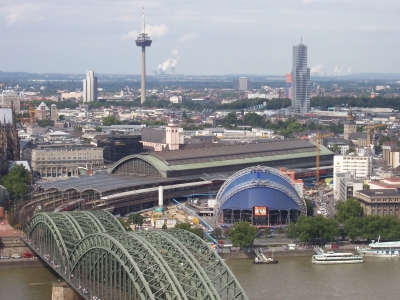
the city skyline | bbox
[1,1,399,76]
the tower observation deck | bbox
[136,8,152,105]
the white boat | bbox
[312,249,363,264]
[356,240,400,257]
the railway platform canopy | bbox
[109,139,334,178]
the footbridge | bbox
[24,211,248,300]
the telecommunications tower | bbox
[135,7,152,105]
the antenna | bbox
[142,7,145,33]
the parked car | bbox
[12,254,21,259]
[217,240,225,245]
[1,255,10,259]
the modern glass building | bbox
[292,42,310,114]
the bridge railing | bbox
[171,198,220,250]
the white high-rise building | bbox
[83,71,98,103]
[292,41,310,114]
[238,77,248,91]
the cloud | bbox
[179,33,199,42]
[120,24,168,40]
[357,25,388,31]
[311,64,325,76]
[347,67,351,73]
[121,30,138,40]
[334,66,343,73]
[3,4,45,26]
[171,49,178,56]
[145,24,169,38]
[157,49,180,74]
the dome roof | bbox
[214,166,306,218]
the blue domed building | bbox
[214,166,306,227]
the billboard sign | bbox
[253,206,269,216]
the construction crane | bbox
[312,131,334,184]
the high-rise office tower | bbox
[238,77,248,91]
[136,8,152,105]
[83,71,98,103]
[292,40,310,113]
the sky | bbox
[1,0,399,76]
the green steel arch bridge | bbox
[24,211,249,300]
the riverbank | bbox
[221,245,358,259]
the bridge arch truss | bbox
[25,211,248,300]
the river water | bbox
[0,257,399,299]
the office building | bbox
[83,71,98,103]
[97,133,143,163]
[238,77,248,91]
[0,90,20,113]
[355,189,400,218]
[292,41,310,113]
[27,142,103,177]
[334,155,370,179]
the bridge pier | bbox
[52,282,84,300]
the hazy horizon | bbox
[1,1,399,76]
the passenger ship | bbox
[312,247,363,264]
[356,240,400,257]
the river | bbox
[0,257,399,299]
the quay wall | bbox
[0,237,30,257]
[221,248,358,259]
[0,258,47,269]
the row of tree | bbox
[286,198,400,242]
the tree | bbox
[329,145,340,154]
[334,198,363,223]
[243,113,265,128]
[175,222,204,238]
[276,227,286,237]
[102,116,122,126]
[221,112,238,128]
[213,227,222,239]
[223,227,231,238]
[296,215,339,242]
[230,221,257,248]
[128,213,144,226]
[263,227,271,237]
[343,217,364,241]
[287,122,303,134]
[308,121,316,130]
[118,219,132,231]
[0,164,31,201]
[285,222,299,240]
[95,126,102,132]
[305,199,314,216]
[162,223,168,230]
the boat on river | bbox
[356,239,400,257]
[312,247,363,264]
[253,248,278,264]
[253,256,278,264]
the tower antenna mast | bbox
[136,7,152,105]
